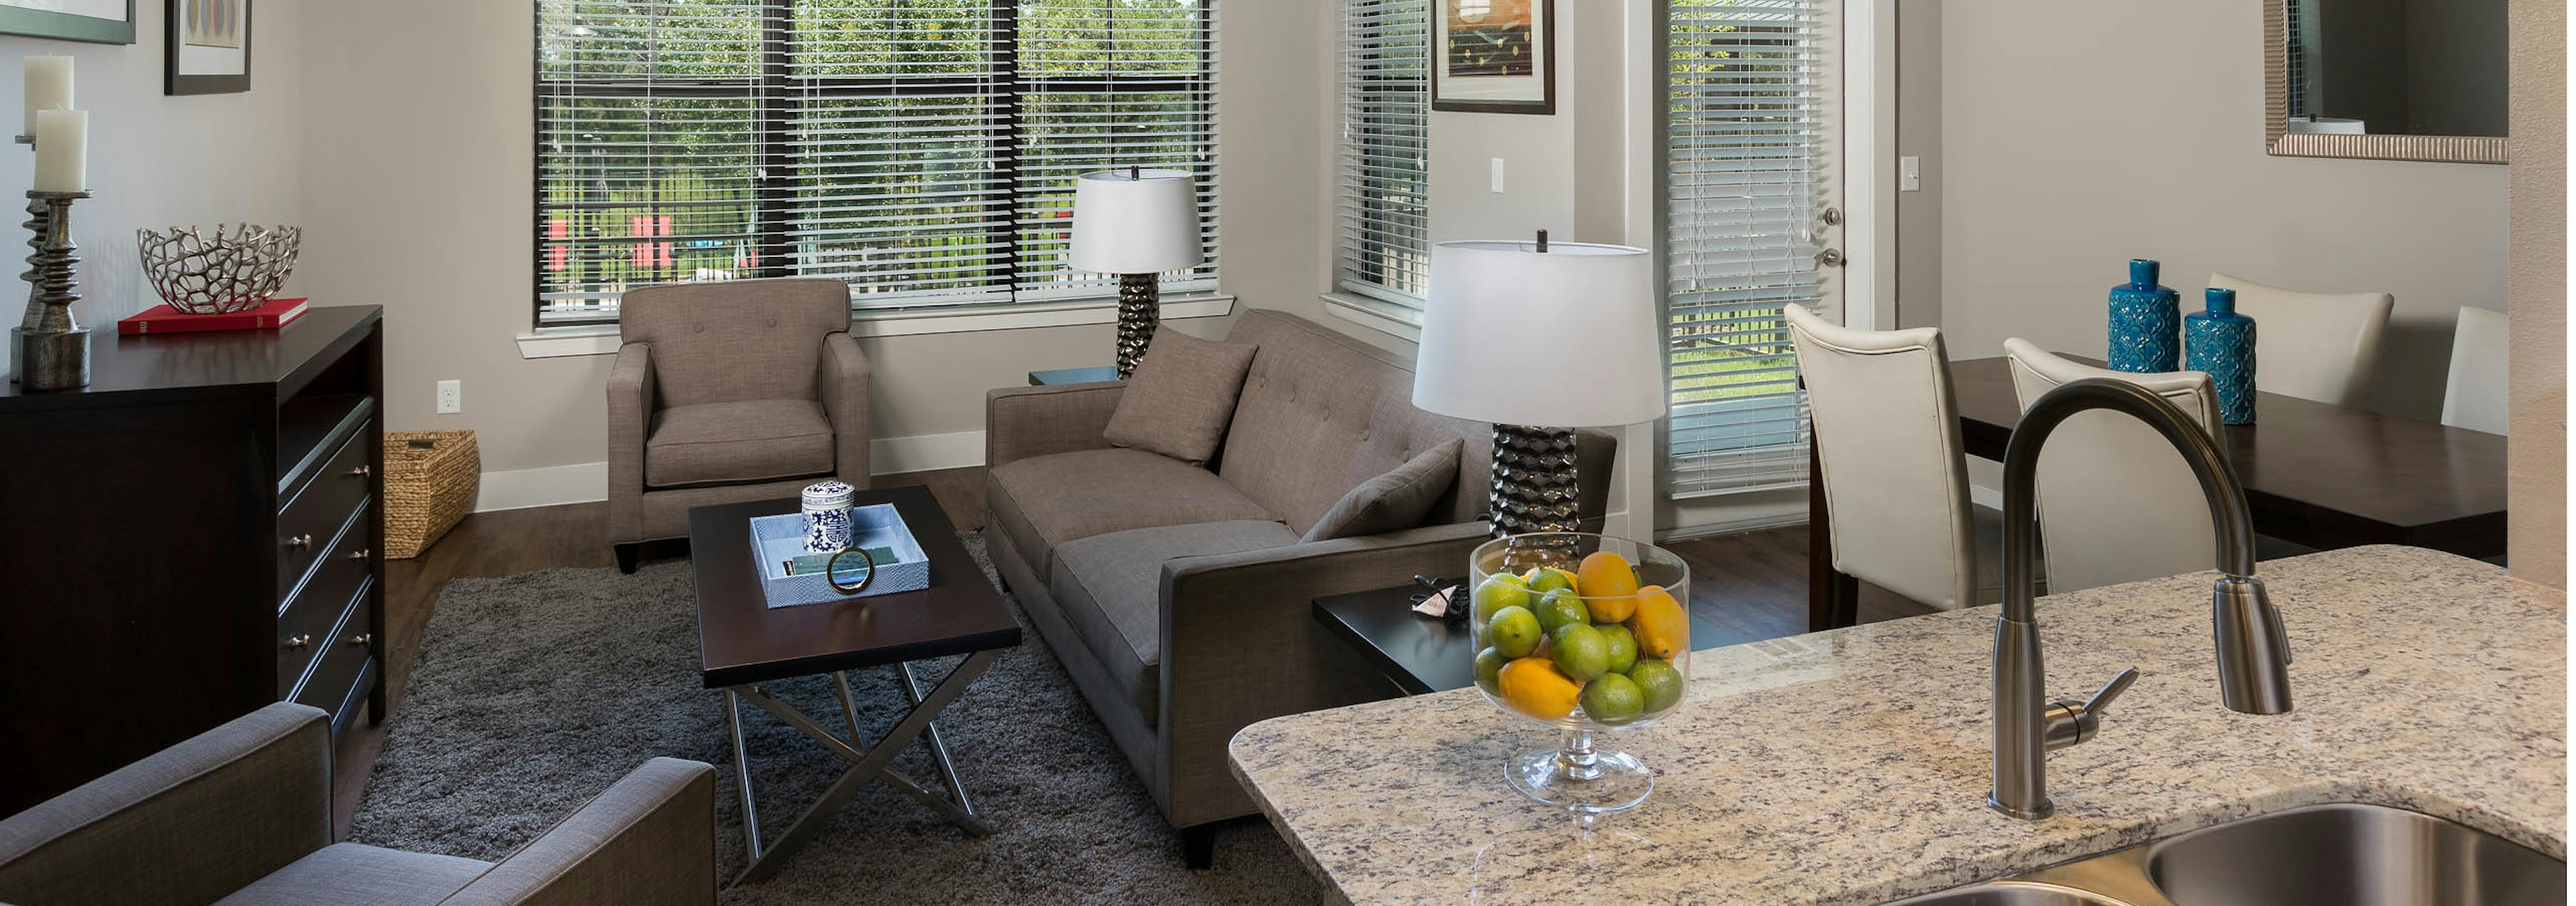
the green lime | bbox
[1525,566,1576,595]
[1628,658,1684,714]
[1580,672,1646,724]
[1534,589,1589,636]
[1550,623,1611,683]
[1597,623,1638,675]
[1474,646,1507,693]
[1473,574,1532,623]
[1489,606,1542,659]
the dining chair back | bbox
[2207,272,2394,407]
[1786,305,1977,611]
[2441,306,2508,434]
[2003,339,2226,594]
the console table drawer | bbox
[276,425,373,599]
[277,504,371,691]
[292,580,374,725]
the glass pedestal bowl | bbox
[1468,532,1690,814]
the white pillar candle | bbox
[34,108,85,193]
[23,56,70,137]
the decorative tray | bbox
[749,504,930,608]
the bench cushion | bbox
[645,399,834,489]
[1046,520,1302,726]
[986,447,1281,577]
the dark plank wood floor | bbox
[339,465,1921,833]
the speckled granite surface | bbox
[1229,546,2567,906]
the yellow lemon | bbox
[1576,551,1642,621]
[1497,657,1581,721]
[1629,585,1689,660]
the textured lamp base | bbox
[1114,272,1159,380]
[1489,423,1579,538]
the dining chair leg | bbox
[1807,441,1841,633]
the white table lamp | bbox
[1413,232,1663,536]
[1069,166,1201,379]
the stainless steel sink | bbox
[1884,804,2563,906]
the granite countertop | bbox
[1228,546,2567,905]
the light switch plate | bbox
[1900,156,1922,192]
[436,379,462,414]
[1490,157,1505,193]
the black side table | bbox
[1313,587,1730,695]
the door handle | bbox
[1815,248,1845,268]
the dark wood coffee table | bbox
[1313,586,1729,695]
[688,485,1022,885]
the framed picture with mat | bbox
[1431,0,1553,115]
[166,0,249,95]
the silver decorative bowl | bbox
[137,224,302,314]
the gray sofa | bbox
[0,703,716,906]
[982,309,1611,865]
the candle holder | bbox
[11,189,91,391]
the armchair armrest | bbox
[985,381,1126,469]
[438,758,717,906]
[1152,520,1492,827]
[606,342,655,539]
[816,332,871,481]
[0,703,332,906]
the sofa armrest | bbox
[1152,520,1492,827]
[985,381,1126,470]
[607,342,655,540]
[816,332,871,481]
[0,703,332,906]
[438,758,718,906]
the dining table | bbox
[1807,354,2509,631]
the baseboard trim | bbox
[1655,509,1809,544]
[472,430,994,513]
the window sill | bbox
[1318,291,1424,342]
[515,292,1238,359]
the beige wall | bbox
[1894,0,1940,330]
[0,0,304,382]
[294,0,1327,487]
[1933,0,2507,421]
[2506,0,2564,589]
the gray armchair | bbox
[0,703,716,906]
[608,278,869,572]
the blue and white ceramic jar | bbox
[2108,259,2182,373]
[2186,287,2257,425]
[800,480,857,554]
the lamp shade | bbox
[1413,239,1665,427]
[1067,168,1202,274]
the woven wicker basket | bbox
[382,430,479,559]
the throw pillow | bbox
[1102,330,1259,466]
[1302,438,1464,542]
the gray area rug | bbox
[348,532,1326,905]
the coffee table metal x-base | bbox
[722,649,1003,886]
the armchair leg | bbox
[614,543,642,574]
[1179,823,1217,870]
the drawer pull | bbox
[286,534,314,550]
[285,634,313,650]
[347,548,372,561]
[347,633,373,648]
[348,464,372,479]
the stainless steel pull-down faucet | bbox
[1990,378,2295,820]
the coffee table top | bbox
[690,485,1022,689]
[1313,587,1729,695]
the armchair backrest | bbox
[619,279,853,408]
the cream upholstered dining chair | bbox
[2003,339,2227,595]
[608,278,870,572]
[1784,304,1984,613]
[2206,272,2394,407]
[2441,306,2509,434]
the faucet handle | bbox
[2084,667,2140,715]
[2044,667,2140,750]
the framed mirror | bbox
[2266,0,2506,164]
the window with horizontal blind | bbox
[1664,0,1825,498]
[1334,0,1430,307]
[533,0,1220,328]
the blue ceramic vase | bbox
[2186,287,2257,425]
[2108,259,2182,373]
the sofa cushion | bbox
[1047,520,1302,726]
[645,399,835,488]
[1103,330,1258,466]
[986,447,1281,577]
[211,844,491,906]
[1303,438,1462,542]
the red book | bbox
[117,297,309,335]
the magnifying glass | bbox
[824,546,875,595]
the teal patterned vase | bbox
[2186,287,2257,425]
[2108,259,2182,373]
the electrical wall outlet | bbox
[435,379,462,414]
[1900,156,1923,192]
[1490,157,1505,193]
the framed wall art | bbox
[166,0,248,95]
[0,0,135,44]
[1431,0,1553,114]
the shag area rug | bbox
[347,532,1326,905]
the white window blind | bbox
[1334,0,1430,307]
[1664,0,1824,498]
[534,0,1219,327]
